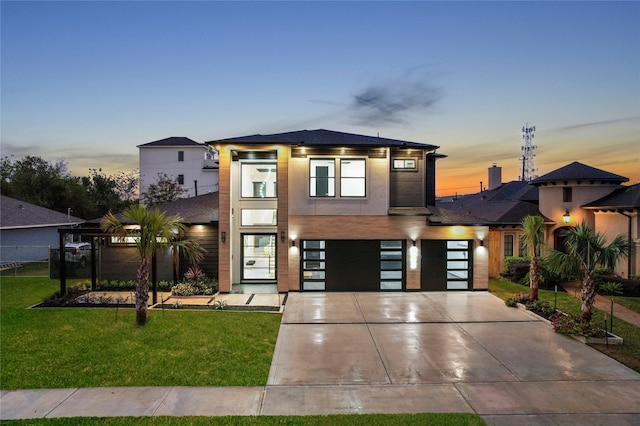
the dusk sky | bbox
[2,1,639,195]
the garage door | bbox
[421,240,472,291]
[301,240,405,291]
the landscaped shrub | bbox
[96,279,172,292]
[595,274,640,297]
[171,265,218,296]
[501,256,530,283]
[526,300,555,319]
[505,292,529,307]
[549,312,606,338]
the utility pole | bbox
[520,123,537,181]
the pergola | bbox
[57,226,164,304]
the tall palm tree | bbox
[520,215,546,302]
[101,204,204,325]
[546,220,629,323]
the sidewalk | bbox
[561,281,640,327]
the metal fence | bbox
[0,246,51,277]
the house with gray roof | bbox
[1,195,84,266]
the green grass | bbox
[1,277,281,389]
[0,414,485,425]
[612,295,640,313]
[489,278,640,372]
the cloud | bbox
[349,70,443,126]
[552,116,640,132]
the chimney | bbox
[488,164,502,190]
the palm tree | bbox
[546,220,629,323]
[101,204,204,325]
[520,215,546,302]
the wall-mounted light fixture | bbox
[280,231,285,243]
[563,209,571,224]
[409,240,418,270]
[479,239,484,247]
[291,239,296,247]
[221,232,226,243]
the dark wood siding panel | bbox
[100,246,174,282]
[389,154,425,207]
[182,224,218,279]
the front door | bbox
[242,234,276,281]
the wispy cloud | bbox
[552,116,640,132]
[349,70,443,126]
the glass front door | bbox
[242,234,277,281]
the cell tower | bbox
[520,123,537,181]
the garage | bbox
[421,240,473,291]
[301,240,405,291]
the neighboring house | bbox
[1,195,84,265]
[74,192,219,283]
[138,136,219,200]
[438,162,637,279]
[437,166,542,277]
[207,129,490,294]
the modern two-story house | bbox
[207,129,490,294]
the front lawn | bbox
[489,278,640,373]
[0,277,281,389]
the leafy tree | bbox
[81,168,139,217]
[0,155,93,218]
[101,205,205,325]
[142,172,187,206]
[546,220,629,322]
[520,215,546,301]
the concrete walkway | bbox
[2,292,639,424]
[561,281,640,328]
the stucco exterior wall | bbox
[139,146,218,198]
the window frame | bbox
[339,158,366,198]
[178,150,184,162]
[309,158,336,198]
[240,161,278,199]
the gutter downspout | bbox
[617,209,633,278]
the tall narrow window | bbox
[563,187,572,202]
[177,174,184,185]
[340,158,366,197]
[504,234,514,257]
[310,159,335,197]
[178,151,184,161]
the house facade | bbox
[1,195,84,265]
[439,162,638,279]
[207,129,489,294]
[138,136,219,199]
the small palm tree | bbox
[520,215,546,301]
[101,205,204,325]
[546,220,629,323]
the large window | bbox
[340,158,366,197]
[241,162,277,198]
[446,240,470,290]
[310,159,335,197]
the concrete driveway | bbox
[267,292,640,424]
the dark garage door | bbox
[301,240,405,291]
[421,240,472,291]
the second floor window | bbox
[340,159,366,197]
[310,159,335,197]
[241,162,277,198]
[178,151,184,161]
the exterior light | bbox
[409,240,418,270]
[479,239,484,247]
[563,209,571,224]
[221,232,226,243]
[291,239,296,247]
[280,231,285,243]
